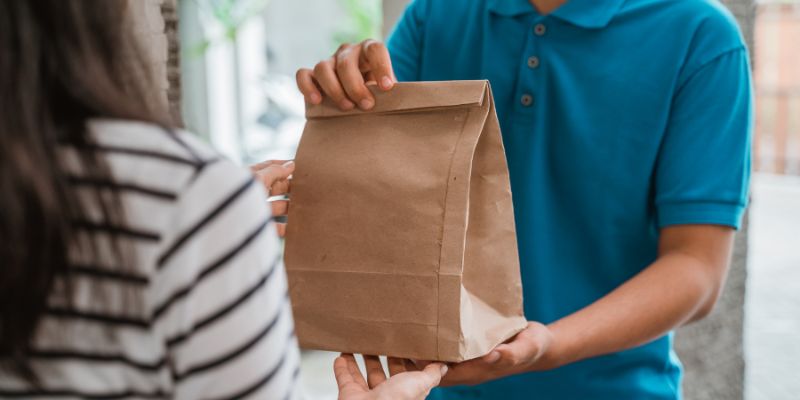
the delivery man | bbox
[296,0,752,398]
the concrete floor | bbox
[296,173,800,400]
[298,351,339,400]
[745,173,800,400]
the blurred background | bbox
[138,0,799,398]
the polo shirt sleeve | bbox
[654,48,752,229]
[386,0,428,81]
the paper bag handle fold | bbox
[305,80,489,119]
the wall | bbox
[754,4,800,174]
[263,0,349,76]
[162,0,183,125]
[129,0,182,123]
[674,1,753,398]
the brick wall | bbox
[754,4,800,174]
[162,0,183,125]
[129,0,182,124]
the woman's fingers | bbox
[270,200,288,217]
[250,159,289,173]
[333,356,358,390]
[363,355,387,389]
[276,223,287,238]
[341,354,369,391]
[334,355,446,400]
[254,161,294,192]
[381,362,447,400]
[334,353,369,391]
[387,357,408,377]
[268,178,291,198]
[416,363,448,391]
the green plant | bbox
[333,0,382,49]
[190,0,270,56]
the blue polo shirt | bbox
[387,0,751,398]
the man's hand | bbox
[296,39,396,111]
[438,322,557,387]
[250,160,294,236]
[335,354,447,400]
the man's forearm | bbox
[543,248,727,369]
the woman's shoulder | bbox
[84,119,266,272]
[88,118,219,165]
[86,118,250,190]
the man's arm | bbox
[548,225,734,365]
[440,44,751,388]
[439,224,735,386]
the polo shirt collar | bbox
[488,0,625,29]
[550,0,625,28]
[487,0,535,17]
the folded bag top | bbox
[305,80,487,118]
[285,80,526,362]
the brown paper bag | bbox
[284,80,527,362]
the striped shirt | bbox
[0,119,300,399]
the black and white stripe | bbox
[0,120,300,400]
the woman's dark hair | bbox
[0,0,171,382]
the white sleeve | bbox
[151,159,301,400]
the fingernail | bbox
[309,93,321,104]
[440,365,448,375]
[485,351,501,364]
[340,99,355,110]
[381,76,393,90]
[359,99,374,110]
[282,160,294,168]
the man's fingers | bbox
[336,46,375,110]
[298,40,393,111]
[363,355,387,389]
[481,349,502,364]
[387,357,407,377]
[403,358,421,372]
[314,58,354,110]
[295,68,321,105]
[437,356,490,387]
[361,40,396,91]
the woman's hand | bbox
[438,322,558,387]
[250,160,294,236]
[335,354,447,400]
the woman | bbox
[0,1,445,398]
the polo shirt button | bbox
[520,94,534,107]
[534,23,546,36]
[527,56,540,69]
